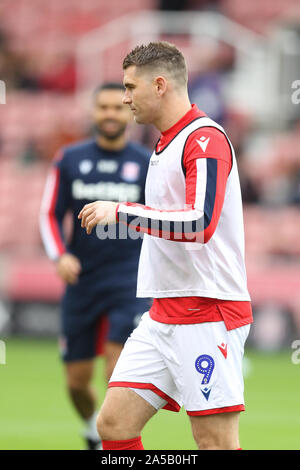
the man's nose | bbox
[123,91,131,105]
[106,109,117,119]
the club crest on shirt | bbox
[121,161,140,182]
[79,159,93,174]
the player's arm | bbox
[117,128,232,243]
[181,127,232,243]
[79,128,231,243]
[40,150,81,284]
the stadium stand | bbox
[222,0,300,33]
[1,0,300,341]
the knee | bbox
[191,412,240,450]
[195,432,238,450]
[97,403,140,441]
[96,408,121,440]
[66,371,90,393]
[196,435,222,450]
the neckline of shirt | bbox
[93,138,129,156]
[155,104,206,154]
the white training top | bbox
[118,116,251,302]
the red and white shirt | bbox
[116,105,252,330]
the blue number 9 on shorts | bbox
[195,354,215,384]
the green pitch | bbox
[0,338,299,450]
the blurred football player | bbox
[40,83,151,449]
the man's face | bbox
[123,65,159,125]
[92,89,131,140]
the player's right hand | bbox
[55,253,82,284]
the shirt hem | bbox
[149,310,253,329]
[186,404,245,416]
[137,290,251,301]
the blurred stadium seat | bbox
[0,0,300,344]
[222,0,299,32]
[3,254,64,302]
[0,0,155,51]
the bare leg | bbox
[64,341,122,418]
[97,387,157,441]
[189,411,240,450]
[65,359,96,419]
[103,341,123,382]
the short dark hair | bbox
[123,41,187,88]
[93,82,124,98]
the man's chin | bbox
[134,115,148,125]
[97,127,126,140]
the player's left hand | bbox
[78,201,118,234]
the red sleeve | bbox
[117,127,232,243]
[39,150,68,260]
[183,127,232,242]
[183,127,232,169]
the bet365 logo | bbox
[291,340,300,365]
[0,340,6,365]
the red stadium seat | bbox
[3,254,64,302]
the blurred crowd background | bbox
[1,0,300,352]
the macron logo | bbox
[201,387,211,401]
[217,342,228,359]
[196,136,210,153]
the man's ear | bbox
[155,76,167,97]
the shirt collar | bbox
[156,104,206,153]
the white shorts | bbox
[109,312,250,416]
